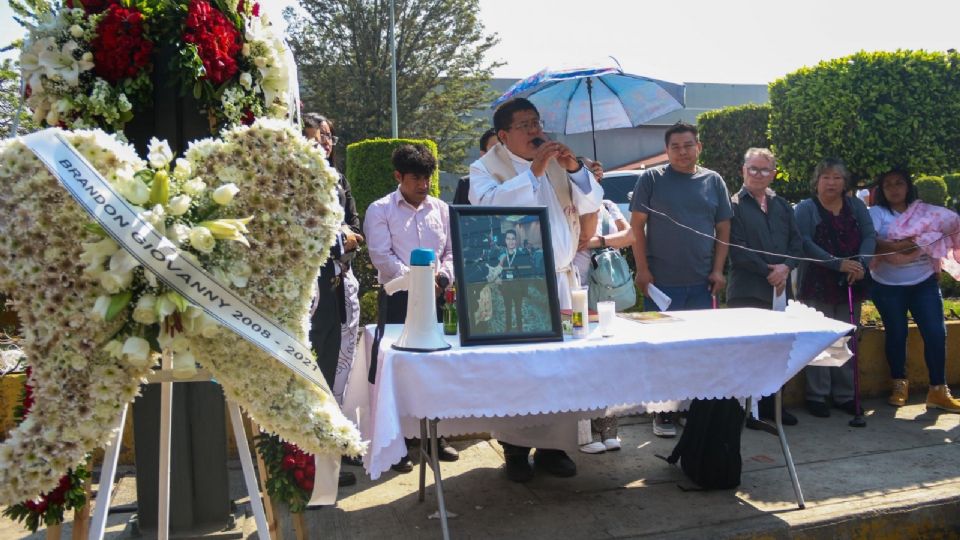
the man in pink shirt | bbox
[363,143,459,470]
[364,143,454,322]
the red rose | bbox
[67,0,114,14]
[91,5,153,83]
[293,469,305,482]
[241,109,255,125]
[183,0,241,85]
[281,455,296,471]
[293,454,307,469]
[304,464,315,477]
[301,479,314,492]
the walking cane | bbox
[847,284,867,427]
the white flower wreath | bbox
[0,120,365,504]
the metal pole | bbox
[586,78,598,161]
[389,0,399,138]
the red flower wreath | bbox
[183,0,242,86]
[91,5,154,84]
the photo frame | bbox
[449,205,564,346]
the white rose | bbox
[230,261,253,288]
[132,294,158,324]
[154,295,177,319]
[182,178,206,196]
[212,183,239,205]
[172,350,198,379]
[121,337,152,367]
[172,158,192,180]
[167,194,192,216]
[167,223,191,246]
[100,270,133,293]
[109,248,139,273]
[239,72,253,89]
[254,56,267,68]
[188,226,216,253]
[69,25,83,38]
[241,43,251,56]
[123,177,151,205]
[147,137,174,169]
[92,295,111,320]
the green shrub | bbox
[359,289,379,327]
[943,173,960,199]
[915,175,947,205]
[939,272,960,299]
[770,50,960,186]
[697,104,771,194]
[346,138,440,219]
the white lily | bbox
[20,37,56,91]
[39,40,92,87]
[212,183,240,205]
[121,336,152,368]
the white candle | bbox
[571,287,588,338]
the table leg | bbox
[428,419,451,540]
[418,419,427,502]
[775,389,805,509]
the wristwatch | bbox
[567,158,585,174]
[599,235,606,248]
[436,274,450,290]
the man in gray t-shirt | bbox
[628,122,733,437]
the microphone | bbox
[531,137,545,148]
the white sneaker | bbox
[578,441,607,454]
[652,413,676,438]
[602,438,621,451]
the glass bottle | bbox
[443,286,458,335]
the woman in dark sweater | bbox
[794,158,876,419]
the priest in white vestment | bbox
[468,97,603,482]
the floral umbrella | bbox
[493,64,686,160]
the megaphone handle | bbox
[368,288,390,384]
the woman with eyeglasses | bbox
[303,113,367,478]
[727,148,804,428]
[869,168,960,412]
[794,158,876,419]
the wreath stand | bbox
[88,353,273,540]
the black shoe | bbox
[390,455,413,473]
[437,438,459,462]
[533,449,577,478]
[837,400,864,416]
[504,453,534,483]
[745,415,778,435]
[341,455,363,467]
[759,409,798,426]
[805,400,830,418]
[338,471,357,487]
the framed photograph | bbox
[449,206,564,346]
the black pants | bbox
[310,266,343,388]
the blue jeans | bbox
[871,275,946,385]
[644,283,713,312]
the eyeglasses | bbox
[745,166,776,177]
[318,134,339,145]
[509,119,545,131]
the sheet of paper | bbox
[772,286,787,312]
[647,284,672,311]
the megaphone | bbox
[384,248,451,352]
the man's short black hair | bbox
[392,143,437,176]
[493,98,539,133]
[664,121,698,146]
[479,128,497,150]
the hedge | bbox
[915,175,947,206]
[769,50,960,187]
[345,138,440,219]
[697,103,771,194]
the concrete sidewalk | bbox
[2,397,958,539]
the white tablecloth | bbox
[342,308,852,479]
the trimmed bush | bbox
[915,175,947,206]
[346,138,440,219]
[697,103,771,194]
[770,50,960,186]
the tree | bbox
[285,0,501,173]
[0,58,38,137]
[769,50,960,187]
